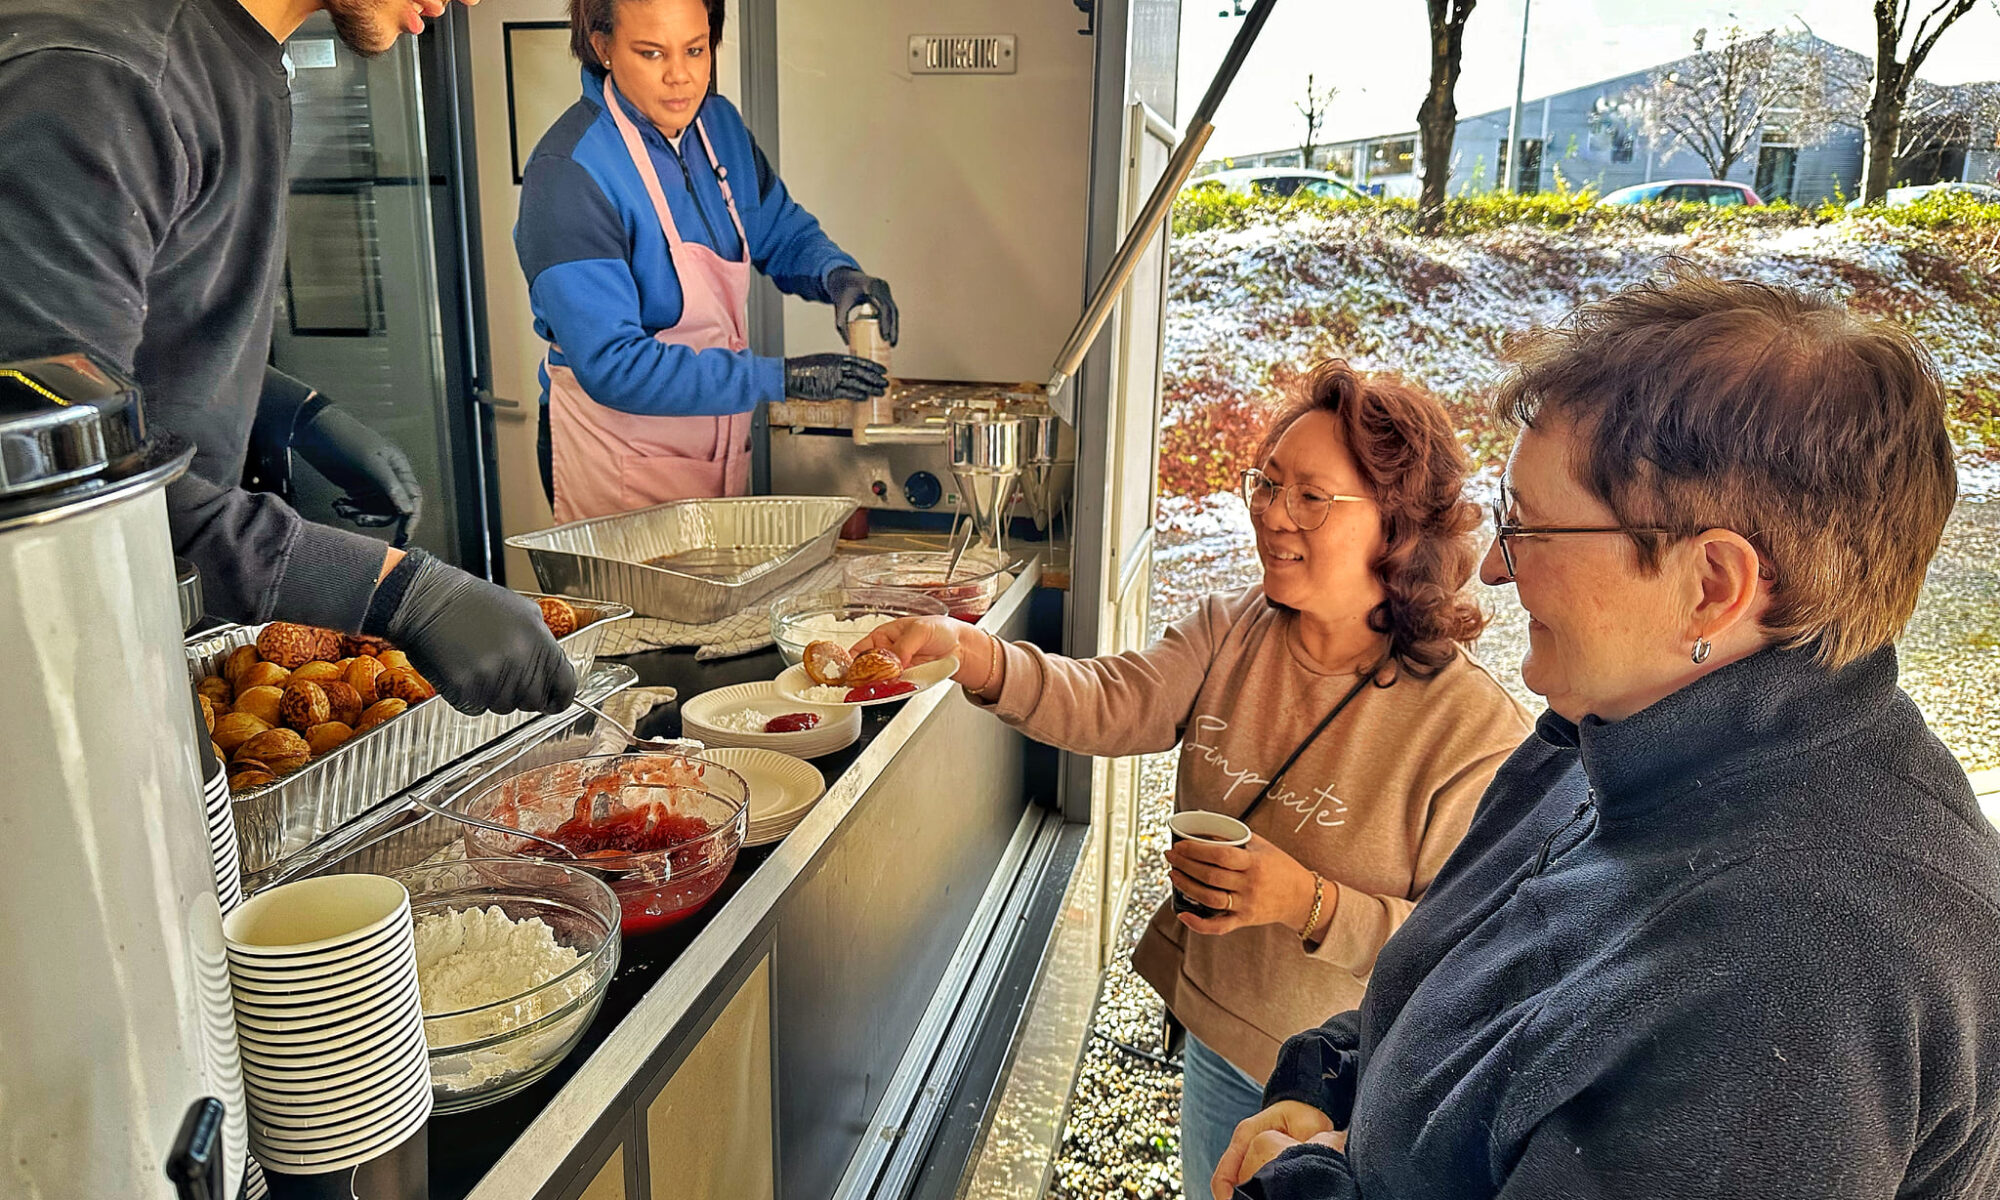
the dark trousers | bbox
[537,405,554,508]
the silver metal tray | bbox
[185,593,632,887]
[505,496,857,624]
[265,663,643,891]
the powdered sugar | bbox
[709,707,778,733]
[414,905,591,1093]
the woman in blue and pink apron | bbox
[516,0,895,521]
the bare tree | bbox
[1860,0,1982,203]
[1626,27,1834,181]
[1416,0,1478,233]
[1296,73,1338,170]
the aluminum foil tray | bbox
[269,663,645,889]
[504,496,857,624]
[185,593,631,887]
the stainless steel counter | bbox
[415,560,1066,1200]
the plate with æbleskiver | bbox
[773,643,958,708]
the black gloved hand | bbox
[362,548,575,715]
[784,353,890,401]
[294,400,424,534]
[826,266,899,346]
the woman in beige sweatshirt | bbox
[857,361,1530,1198]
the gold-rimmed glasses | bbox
[1241,468,1371,531]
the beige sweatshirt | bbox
[976,585,1532,1082]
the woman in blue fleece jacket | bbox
[1213,265,2000,1199]
[517,0,894,519]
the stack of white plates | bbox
[681,682,861,757]
[203,762,243,913]
[223,875,432,1180]
[699,748,828,846]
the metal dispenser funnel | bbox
[948,410,1023,563]
[1017,407,1073,534]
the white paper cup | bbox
[234,999,422,1046]
[242,1040,428,1105]
[236,1006,424,1073]
[250,1076,429,1146]
[1167,812,1253,918]
[228,935,414,992]
[250,1090,431,1172]
[224,875,410,959]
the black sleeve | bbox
[168,470,386,630]
[0,52,386,628]
[1262,1009,1364,1129]
[0,49,179,366]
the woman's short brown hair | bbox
[571,0,726,72]
[1495,261,1957,669]
[1259,361,1488,679]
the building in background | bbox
[1202,33,1999,205]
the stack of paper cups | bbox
[223,875,431,1182]
[203,759,243,913]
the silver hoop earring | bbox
[1691,638,1713,665]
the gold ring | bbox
[1221,892,1233,912]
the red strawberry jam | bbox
[844,680,917,703]
[763,712,822,733]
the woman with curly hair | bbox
[855,361,1530,1196]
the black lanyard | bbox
[1234,653,1391,827]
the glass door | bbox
[272,15,492,571]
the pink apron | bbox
[547,80,755,522]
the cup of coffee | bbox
[1167,812,1253,919]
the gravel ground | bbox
[1047,492,2000,1200]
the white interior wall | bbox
[773,1,1096,380]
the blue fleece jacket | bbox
[514,70,856,416]
[1244,645,2000,1199]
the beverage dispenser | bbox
[0,352,247,1199]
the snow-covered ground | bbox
[1162,210,2000,488]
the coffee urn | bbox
[0,352,247,1198]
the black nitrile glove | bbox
[362,548,575,715]
[294,398,424,535]
[785,353,889,401]
[826,266,899,346]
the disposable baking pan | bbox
[504,496,857,624]
[185,594,631,887]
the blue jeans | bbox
[1180,1034,1268,1200]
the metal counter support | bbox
[459,563,1056,1200]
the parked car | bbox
[1845,182,2000,210]
[1186,168,1367,201]
[1600,180,1764,207]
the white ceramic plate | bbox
[773,655,959,707]
[698,748,827,845]
[680,682,861,757]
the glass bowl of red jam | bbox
[461,753,749,936]
[841,551,1009,621]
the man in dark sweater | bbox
[0,0,573,715]
[1216,268,2000,1199]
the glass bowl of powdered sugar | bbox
[392,858,621,1112]
[769,587,947,666]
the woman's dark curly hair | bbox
[1257,361,1487,679]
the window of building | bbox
[1496,139,1544,192]
[1368,138,1416,178]
[1611,129,1636,164]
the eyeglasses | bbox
[1488,483,1676,577]
[1241,468,1371,531]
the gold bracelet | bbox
[1299,872,1325,943]
[975,632,1002,695]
